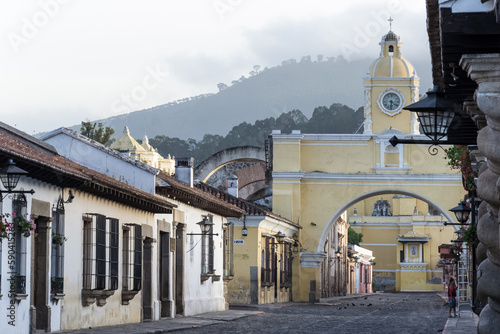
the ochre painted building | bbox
[111,126,175,175]
[271,30,466,301]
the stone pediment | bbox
[397,230,429,243]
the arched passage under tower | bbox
[318,188,457,252]
[316,189,458,295]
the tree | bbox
[306,104,363,134]
[80,122,115,145]
[217,83,228,92]
[348,227,363,246]
[300,55,311,63]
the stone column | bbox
[460,53,500,333]
[142,236,156,321]
[33,216,52,333]
[299,252,326,302]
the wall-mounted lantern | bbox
[335,249,342,258]
[0,159,35,198]
[389,87,465,155]
[187,216,219,236]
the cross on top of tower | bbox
[388,17,394,31]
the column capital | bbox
[299,252,326,268]
[463,101,487,130]
[460,53,500,87]
[460,53,500,127]
[34,216,53,229]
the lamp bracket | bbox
[389,136,477,155]
[1,189,35,200]
[187,233,219,236]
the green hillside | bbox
[76,57,372,140]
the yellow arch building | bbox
[271,30,466,301]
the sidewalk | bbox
[56,309,262,334]
[437,292,479,334]
[55,294,372,333]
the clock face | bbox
[382,92,401,111]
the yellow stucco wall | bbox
[228,222,294,304]
[272,131,465,299]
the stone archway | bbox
[194,146,265,183]
[305,188,461,298]
[318,188,458,252]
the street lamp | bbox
[274,231,286,244]
[454,227,466,240]
[443,201,472,226]
[197,217,214,234]
[269,232,286,246]
[187,216,219,236]
[389,87,461,154]
[405,89,455,142]
[335,250,342,259]
[451,227,465,246]
[449,201,471,224]
[0,159,35,197]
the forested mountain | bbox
[70,56,372,141]
[147,103,364,165]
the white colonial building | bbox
[0,123,242,332]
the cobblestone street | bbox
[178,293,448,334]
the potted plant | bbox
[462,224,477,249]
[444,145,476,192]
[13,212,36,237]
[0,213,13,239]
[52,232,67,245]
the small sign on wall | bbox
[170,237,176,252]
[233,239,244,244]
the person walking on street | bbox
[448,278,457,318]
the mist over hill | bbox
[69,57,373,140]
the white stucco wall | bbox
[61,190,157,330]
[42,130,157,194]
[0,177,62,333]
[168,200,227,316]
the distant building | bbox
[194,178,301,305]
[348,244,375,294]
[348,196,451,292]
[110,126,175,175]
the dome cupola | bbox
[367,30,417,78]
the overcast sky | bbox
[1,0,430,135]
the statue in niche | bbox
[372,198,392,216]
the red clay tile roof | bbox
[194,182,301,228]
[156,172,244,217]
[0,124,175,213]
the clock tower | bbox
[363,29,419,135]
